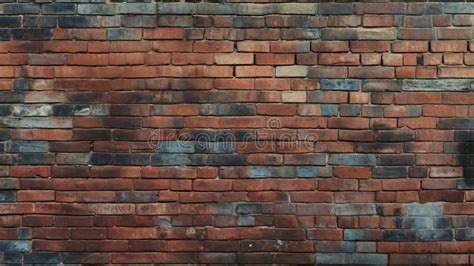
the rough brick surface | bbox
[0,1,474,264]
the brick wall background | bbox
[1,1,474,264]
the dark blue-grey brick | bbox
[53,105,73,116]
[216,202,234,215]
[407,203,443,216]
[78,4,117,15]
[157,3,195,14]
[0,106,12,116]
[443,3,474,14]
[383,229,417,241]
[151,154,206,166]
[233,16,265,28]
[344,229,380,241]
[285,154,326,166]
[107,28,141,40]
[406,3,442,15]
[335,204,376,215]
[0,240,31,252]
[247,166,296,178]
[24,253,60,264]
[0,30,10,41]
[0,252,22,263]
[458,179,474,190]
[340,104,361,116]
[237,216,255,226]
[121,15,156,28]
[13,78,32,91]
[352,254,387,265]
[236,203,260,214]
[60,253,110,264]
[321,28,358,40]
[319,3,354,15]
[315,241,355,253]
[456,229,474,240]
[58,16,98,28]
[207,154,246,166]
[0,17,20,27]
[454,131,474,141]
[17,227,32,240]
[157,16,193,27]
[315,253,351,264]
[39,17,61,29]
[118,3,156,14]
[7,141,49,153]
[433,217,450,229]
[296,166,332,178]
[0,95,11,108]
[200,104,256,116]
[116,191,157,203]
[378,155,415,166]
[42,4,76,14]
[15,153,55,165]
[396,217,432,229]
[91,153,150,166]
[373,167,408,178]
[0,155,13,165]
[450,217,466,228]
[159,141,194,154]
[0,129,9,141]
[0,191,15,202]
[194,142,233,154]
[2,4,40,14]
[22,16,39,28]
[444,142,474,154]
[438,118,474,129]
[0,178,17,190]
[282,28,320,40]
[12,29,51,40]
[468,217,474,227]
[115,154,150,166]
[320,79,361,91]
[377,130,414,142]
[73,129,111,141]
[329,154,376,166]
[321,104,338,116]
[417,230,454,241]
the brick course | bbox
[1,1,474,264]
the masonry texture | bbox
[1,0,474,264]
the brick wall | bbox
[1,1,474,264]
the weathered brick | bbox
[107,29,142,41]
[329,154,376,166]
[2,4,40,14]
[320,4,354,15]
[320,79,361,91]
[118,4,156,15]
[157,3,195,15]
[278,3,317,15]
[42,4,75,14]
[275,66,307,77]
[58,16,98,28]
[11,29,51,40]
